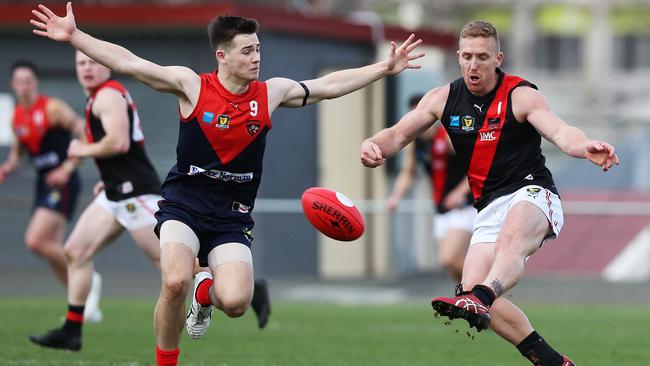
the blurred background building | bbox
[0,0,648,282]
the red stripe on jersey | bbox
[467,75,525,199]
[430,127,449,205]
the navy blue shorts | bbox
[33,171,81,220]
[154,201,254,267]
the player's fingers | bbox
[614,153,620,165]
[370,144,383,160]
[407,64,422,70]
[32,9,49,22]
[30,19,47,30]
[32,29,48,37]
[38,4,56,18]
[408,52,425,61]
[405,38,422,52]
[66,2,73,15]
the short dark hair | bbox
[207,15,259,50]
[11,60,39,78]
[409,94,424,109]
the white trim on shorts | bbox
[470,185,564,246]
[433,205,477,240]
[93,191,159,231]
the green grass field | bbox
[1,298,648,365]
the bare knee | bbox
[217,293,250,318]
[161,275,191,302]
[25,232,44,254]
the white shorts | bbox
[470,185,564,246]
[94,191,160,231]
[433,205,477,240]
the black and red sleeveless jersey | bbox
[428,127,473,214]
[160,72,272,228]
[86,80,160,201]
[440,69,558,211]
[13,95,71,174]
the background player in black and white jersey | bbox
[362,21,618,366]
[30,4,423,365]
[29,51,163,351]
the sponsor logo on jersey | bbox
[479,131,496,141]
[32,152,60,170]
[188,165,253,183]
[246,120,261,135]
[202,111,215,124]
[526,187,541,198]
[216,114,231,130]
[450,115,460,127]
[487,118,500,130]
[232,201,251,214]
[462,115,475,131]
[524,174,534,180]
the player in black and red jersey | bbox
[28,51,163,351]
[387,94,474,281]
[1,61,102,322]
[30,4,423,365]
[362,21,619,366]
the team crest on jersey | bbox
[449,115,460,128]
[242,227,254,242]
[216,114,231,130]
[47,190,61,207]
[462,115,475,131]
[246,120,261,135]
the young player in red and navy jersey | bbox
[362,21,619,366]
[0,60,88,300]
[30,4,423,365]
[28,51,163,351]
[387,95,474,281]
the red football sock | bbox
[195,278,214,306]
[156,345,180,366]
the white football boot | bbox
[185,271,213,339]
[84,272,104,323]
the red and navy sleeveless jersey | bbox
[86,80,161,201]
[160,72,272,228]
[13,95,71,174]
[428,127,473,213]
[440,69,558,211]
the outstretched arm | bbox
[361,86,447,168]
[0,140,23,184]
[31,2,199,103]
[267,34,424,112]
[512,86,620,171]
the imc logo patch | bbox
[202,111,215,124]
[216,114,231,130]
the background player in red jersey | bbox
[30,3,423,365]
[362,21,619,366]
[387,94,473,281]
[0,60,104,322]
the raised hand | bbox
[585,140,620,171]
[30,2,77,42]
[385,34,425,75]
